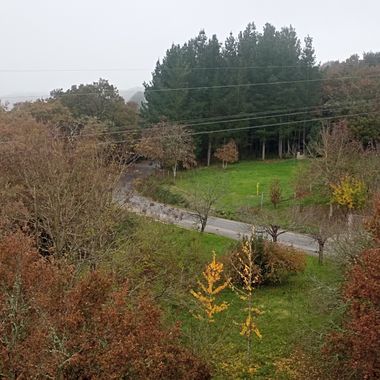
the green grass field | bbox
[126,217,342,379]
[169,159,309,220]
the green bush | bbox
[102,219,204,305]
[135,176,188,206]
[224,236,306,286]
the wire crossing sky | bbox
[0,0,378,96]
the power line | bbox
[0,64,319,73]
[145,98,378,125]
[4,98,374,142]
[94,111,379,145]
[1,62,378,74]
[77,100,377,139]
[2,96,377,142]
[190,111,380,136]
[2,74,380,100]
[1,111,377,146]
[145,74,380,93]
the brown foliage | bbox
[306,122,380,201]
[308,122,363,193]
[322,61,380,145]
[325,248,380,380]
[135,122,196,178]
[214,139,238,168]
[11,99,82,136]
[269,179,282,208]
[324,197,380,379]
[0,232,210,379]
[0,113,122,261]
[224,237,306,286]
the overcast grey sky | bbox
[0,0,378,96]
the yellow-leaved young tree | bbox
[330,175,367,227]
[331,175,367,210]
[190,252,230,322]
[230,233,262,353]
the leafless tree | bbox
[307,122,362,190]
[293,205,344,264]
[188,177,227,233]
[239,207,287,242]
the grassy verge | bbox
[119,216,343,379]
[138,159,317,227]
[172,159,307,213]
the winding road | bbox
[115,161,319,255]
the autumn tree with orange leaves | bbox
[136,121,196,179]
[214,139,239,169]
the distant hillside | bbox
[120,87,145,106]
[128,91,145,105]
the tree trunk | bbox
[200,217,207,233]
[318,240,324,265]
[347,212,353,235]
[302,126,306,154]
[298,129,301,151]
[278,135,283,159]
[207,138,212,167]
[329,204,333,219]
[261,139,266,161]
[287,138,290,155]
[172,163,177,180]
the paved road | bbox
[116,162,319,255]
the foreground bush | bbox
[0,232,210,379]
[325,248,380,379]
[324,198,380,379]
[224,236,306,286]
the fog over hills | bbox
[1,87,145,108]
[0,92,49,107]
[119,87,145,106]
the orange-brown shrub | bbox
[0,232,210,379]
[224,236,306,286]
[324,247,380,380]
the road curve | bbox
[115,166,319,255]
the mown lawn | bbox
[169,159,309,219]
[129,218,342,379]
[175,256,340,379]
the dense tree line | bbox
[142,23,380,162]
[142,22,322,162]
[4,24,379,164]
